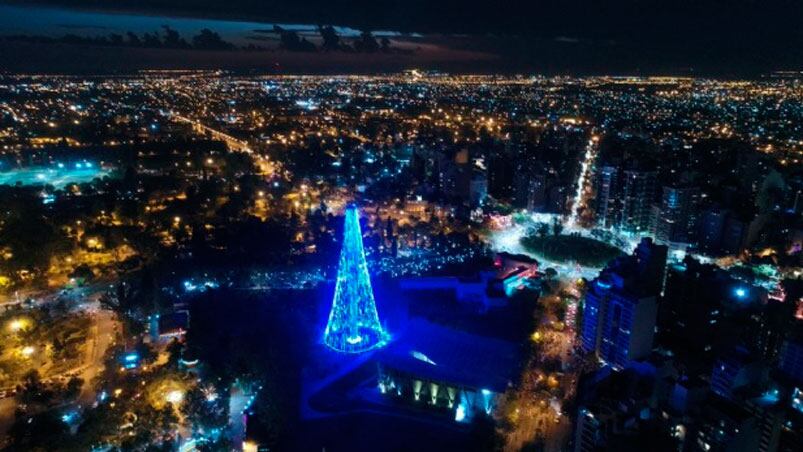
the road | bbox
[567,134,599,228]
[171,114,252,153]
[78,308,118,403]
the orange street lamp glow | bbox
[8,319,29,332]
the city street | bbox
[78,308,118,403]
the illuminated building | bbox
[594,163,657,233]
[651,185,700,246]
[323,204,387,353]
[594,165,619,228]
[581,278,658,370]
[580,239,666,369]
[574,408,601,452]
[398,252,540,309]
[376,319,521,422]
[149,311,189,343]
[711,346,764,400]
[620,169,657,233]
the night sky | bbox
[1,0,802,75]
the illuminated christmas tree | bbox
[323,204,387,353]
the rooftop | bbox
[376,318,523,392]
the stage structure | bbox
[323,204,387,353]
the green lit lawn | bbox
[521,233,625,268]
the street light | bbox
[8,318,29,332]
[165,389,184,404]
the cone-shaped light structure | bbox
[323,204,387,353]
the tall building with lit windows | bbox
[594,165,657,233]
[594,165,619,228]
[620,169,656,233]
[581,277,658,369]
[652,185,700,245]
[580,238,666,369]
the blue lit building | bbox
[580,280,605,354]
[581,277,658,370]
[574,407,607,452]
[376,319,522,422]
[710,346,765,400]
[580,238,665,369]
[323,205,387,353]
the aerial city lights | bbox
[0,42,800,451]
